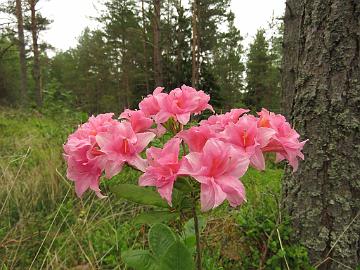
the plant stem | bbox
[192,195,202,270]
[179,124,202,269]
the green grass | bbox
[0,107,312,269]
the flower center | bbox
[123,139,129,154]
[242,130,249,146]
[90,144,103,156]
[259,117,270,128]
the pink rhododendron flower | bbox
[200,108,249,132]
[63,113,119,197]
[139,138,182,205]
[120,109,154,133]
[64,141,103,198]
[96,121,155,176]
[156,85,214,125]
[220,114,275,170]
[177,125,216,152]
[258,109,307,171]
[179,139,249,211]
[139,87,166,116]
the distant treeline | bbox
[0,0,283,114]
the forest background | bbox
[0,0,315,269]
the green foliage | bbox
[134,211,178,225]
[182,217,207,254]
[110,184,169,208]
[245,28,281,112]
[122,250,157,270]
[212,12,245,110]
[0,36,21,104]
[123,223,194,270]
[160,241,195,270]
[149,223,177,258]
[42,78,76,115]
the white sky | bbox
[231,0,285,45]
[1,0,285,52]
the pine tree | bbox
[161,0,192,89]
[15,0,28,105]
[245,29,280,111]
[213,12,245,110]
[152,0,162,86]
[27,0,42,107]
[195,0,234,109]
[100,0,144,108]
[0,34,21,103]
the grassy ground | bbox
[0,107,312,269]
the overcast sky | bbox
[2,0,285,51]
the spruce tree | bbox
[245,29,280,111]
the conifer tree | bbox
[245,29,280,111]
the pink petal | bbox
[150,124,166,137]
[104,160,124,178]
[200,183,216,212]
[200,179,226,212]
[95,191,107,199]
[139,172,156,186]
[157,138,182,164]
[216,176,246,207]
[257,127,276,148]
[155,111,172,124]
[206,104,215,113]
[250,147,266,171]
[135,132,156,152]
[275,153,285,163]
[95,133,112,149]
[90,180,107,198]
[128,155,148,172]
[153,86,164,95]
[75,179,91,197]
[178,152,202,175]
[121,122,138,144]
[176,113,191,125]
[228,150,250,178]
[158,180,175,206]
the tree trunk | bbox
[282,1,360,269]
[141,0,150,94]
[152,0,162,86]
[191,0,199,88]
[175,0,182,83]
[15,0,27,105]
[29,0,42,107]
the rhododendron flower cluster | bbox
[64,85,307,211]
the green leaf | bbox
[182,217,206,253]
[184,216,207,237]
[134,211,178,225]
[160,241,195,270]
[149,223,177,258]
[122,250,158,270]
[174,177,192,193]
[183,235,196,253]
[110,184,168,208]
[171,189,193,210]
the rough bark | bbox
[282,1,360,269]
[29,0,42,107]
[191,0,199,88]
[15,0,28,105]
[152,0,163,86]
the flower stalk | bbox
[192,193,202,270]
